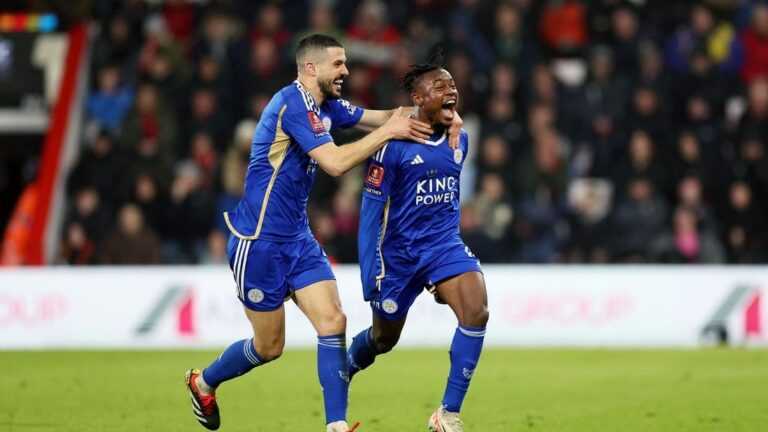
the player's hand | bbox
[384,107,433,143]
[448,111,463,149]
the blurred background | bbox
[1,0,768,267]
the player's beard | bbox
[319,76,340,99]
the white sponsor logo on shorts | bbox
[247,288,265,304]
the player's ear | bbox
[305,62,317,76]
[412,92,423,107]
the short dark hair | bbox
[296,34,343,64]
[402,49,445,93]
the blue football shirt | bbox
[358,129,470,298]
[224,80,363,241]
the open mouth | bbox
[332,78,343,91]
[441,99,457,119]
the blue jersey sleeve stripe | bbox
[373,143,389,163]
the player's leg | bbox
[198,306,285,391]
[429,271,488,431]
[348,270,421,379]
[347,311,406,378]
[186,237,290,430]
[292,280,352,430]
[288,237,356,431]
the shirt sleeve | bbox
[324,98,364,130]
[280,93,334,154]
[461,129,469,162]
[361,142,397,202]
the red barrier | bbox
[27,24,88,265]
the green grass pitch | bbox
[1,348,766,431]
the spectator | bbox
[292,2,344,54]
[651,206,725,263]
[100,203,162,265]
[447,0,495,72]
[161,162,215,263]
[477,134,516,187]
[564,178,612,263]
[671,131,717,190]
[331,191,360,263]
[609,6,642,76]
[612,130,667,199]
[249,4,292,53]
[737,77,768,141]
[201,229,228,265]
[609,178,669,261]
[515,128,568,202]
[469,173,515,261]
[402,17,442,65]
[184,87,229,151]
[722,180,765,262]
[665,4,743,74]
[245,36,288,97]
[459,202,502,262]
[60,187,111,265]
[676,175,717,232]
[161,0,198,48]
[131,173,165,235]
[91,14,141,82]
[540,0,589,55]
[514,182,565,263]
[68,131,125,207]
[482,95,522,148]
[189,132,219,191]
[494,2,536,74]
[740,4,768,84]
[627,86,667,144]
[582,46,631,128]
[345,0,401,66]
[120,83,178,160]
[737,134,768,201]
[87,65,134,133]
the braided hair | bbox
[402,49,446,93]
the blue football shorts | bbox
[371,237,482,320]
[226,234,335,311]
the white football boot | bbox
[428,406,464,432]
[326,420,360,432]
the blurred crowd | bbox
[62,0,768,265]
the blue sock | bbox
[317,334,349,424]
[347,327,377,378]
[202,338,264,389]
[442,325,486,412]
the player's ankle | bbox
[196,374,215,395]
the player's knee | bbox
[461,305,489,328]
[316,310,347,336]
[253,338,284,362]
[372,332,399,354]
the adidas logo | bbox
[410,154,424,165]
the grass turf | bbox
[0,349,766,431]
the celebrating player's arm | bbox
[308,107,432,177]
[355,106,464,149]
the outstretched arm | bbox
[309,108,432,177]
[358,108,464,148]
[356,108,416,130]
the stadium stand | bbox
[52,0,768,265]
